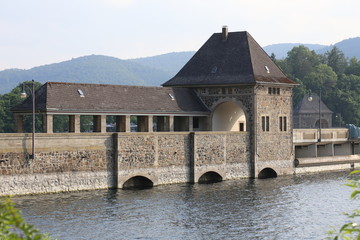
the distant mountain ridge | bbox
[264,37,360,59]
[0,54,194,94]
[264,43,327,59]
[1,37,360,94]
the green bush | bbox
[327,170,360,239]
[0,197,54,240]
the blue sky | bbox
[1,0,359,70]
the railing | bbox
[293,128,349,144]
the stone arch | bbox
[198,171,223,184]
[122,176,154,189]
[211,99,248,131]
[258,168,278,179]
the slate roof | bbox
[163,31,296,87]
[294,94,333,114]
[12,82,210,115]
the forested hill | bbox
[0,53,195,94]
[1,37,360,94]
[264,44,326,59]
[129,51,195,75]
[264,37,360,59]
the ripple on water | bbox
[12,170,355,240]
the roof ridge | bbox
[46,82,166,90]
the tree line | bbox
[272,45,360,126]
[1,45,360,133]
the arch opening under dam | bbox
[258,168,277,179]
[198,171,223,184]
[122,176,154,190]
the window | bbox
[268,87,281,95]
[262,116,270,132]
[239,122,244,132]
[279,116,287,132]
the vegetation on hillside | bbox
[0,55,176,94]
[2,46,360,132]
[274,46,360,126]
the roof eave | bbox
[162,82,257,88]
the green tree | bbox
[80,115,93,132]
[303,64,338,96]
[53,115,69,133]
[292,78,308,107]
[0,197,54,240]
[325,47,348,75]
[345,57,360,76]
[330,74,360,125]
[270,53,277,62]
[327,170,360,239]
[0,81,42,133]
[285,45,322,80]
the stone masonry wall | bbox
[0,133,115,196]
[193,132,251,181]
[1,131,253,195]
[255,85,294,175]
[116,132,192,187]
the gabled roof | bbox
[12,82,210,115]
[294,94,333,114]
[163,30,295,87]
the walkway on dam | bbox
[293,128,360,173]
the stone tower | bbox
[163,27,297,177]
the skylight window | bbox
[168,93,175,100]
[77,89,85,97]
[265,66,270,74]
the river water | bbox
[13,171,356,240]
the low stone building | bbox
[12,26,297,180]
[12,83,210,133]
[293,93,333,128]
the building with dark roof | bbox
[294,93,333,128]
[12,26,297,177]
[163,29,294,87]
[12,82,210,133]
[13,27,296,133]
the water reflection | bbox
[13,171,354,240]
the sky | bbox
[1,0,359,70]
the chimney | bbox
[222,25,228,41]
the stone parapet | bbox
[0,131,290,196]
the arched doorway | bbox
[258,168,277,179]
[198,171,223,184]
[212,101,246,131]
[122,176,154,189]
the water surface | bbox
[13,171,355,240]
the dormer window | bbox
[265,66,270,73]
[77,89,85,97]
[168,93,175,100]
